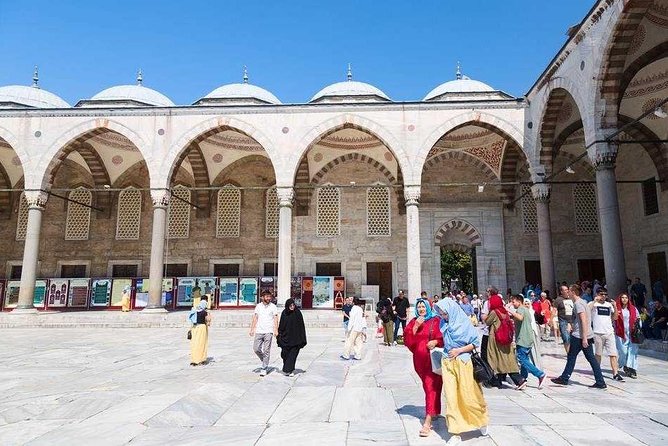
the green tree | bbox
[441,248,473,293]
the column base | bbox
[10,307,38,315]
[141,307,168,314]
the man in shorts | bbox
[554,285,575,353]
[590,287,623,381]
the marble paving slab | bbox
[256,422,348,446]
[269,386,336,423]
[330,387,400,422]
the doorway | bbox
[441,247,474,294]
[524,260,542,287]
[577,259,605,282]
[647,251,667,299]
[367,262,393,299]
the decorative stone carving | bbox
[150,189,171,208]
[588,142,618,171]
[276,187,295,208]
[531,183,551,203]
[404,185,421,206]
[23,190,48,209]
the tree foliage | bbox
[441,248,473,293]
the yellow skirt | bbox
[120,295,131,312]
[190,324,208,364]
[441,357,489,434]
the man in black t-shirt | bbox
[650,300,668,341]
[392,291,411,345]
[342,297,353,337]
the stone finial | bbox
[276,187,295,208]
[530,183,551,203]
[404,185,421,206]
[243,66,249,84]
[347,63,353,81]
[136,69,143,86]
[24,190,48,208]
[150,189,171,207]
[32,66,39,88]
[456,61,462,80]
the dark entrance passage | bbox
[367,262,393,299]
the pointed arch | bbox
[210,155,274,187]
[618,114,668,190]
[0,162,11,219]
[435,219,482,247]
[423,150,498,182]
[0,125,28,169]
[171,142,211,218]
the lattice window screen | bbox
[265,187,279,238]
[317,186,340,237]
[65,188,92,240]
[521,185,538,234]
[168,186,191,239]
[116,188,142,240]
[217,185,241,238]
[573,184,599,234]
[367,186,391,236]
[15,193,28,241]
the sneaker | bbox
[589,382,607,389]
[289,372,295,377]
[393,341,398,346]
[352,357,361,361]
[259,368,267,377]
[551,377,568,385]
[613,373,625,382]
[515,380,527,391]
[538,374,547,389]
[339,355,350,360]
[479,426,488,436]
[446,435,462,445]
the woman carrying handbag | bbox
[615,292,641,378]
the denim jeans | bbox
[393,317,407,341]
[517,345,545,379]
[558,318,571,345]
[559,336,605,385]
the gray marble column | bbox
[590,143,626,296]
[531,184,556,296]
[276,187,294,306]
[404,185,422,302]
[144,189,170,312]
[14,191,48,313]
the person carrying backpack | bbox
[484,293,527,390]
[377,297,395,346]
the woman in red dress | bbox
[403,297,444,437]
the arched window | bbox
[265,187,279,238]
[15,193,28,241]
[521,185,537,234]
[168,185,191,239]
[217,185,241,238]
[116,187,142,240]
[65,187,92,240]
[317,186,340,237]
[367,186,391,236]
[573,183,599,234]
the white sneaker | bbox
[480,425,488,436]
[259,368,267,377]
[446,435,462,445]
[393,341,398,346]
[289,372,295,377]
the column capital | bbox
[24,190,48,209]
[530,183,551,203]
[150,189,170,208]
[587,141,618,171]
[404,185,421,206]
[276,187,295,208]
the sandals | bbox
[419,425,432,437]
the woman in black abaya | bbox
[277,298,307,376]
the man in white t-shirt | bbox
[249,291,279,376]
[590,288,624,382]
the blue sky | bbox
[0,0,592,105]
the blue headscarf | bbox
[188,300,207,324]
[414,298,436,321]
[434,298,480,362]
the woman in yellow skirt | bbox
[434,299,489,445]
[120,286,132,312]
[188,298,211,366]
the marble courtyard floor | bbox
[1,327,667,446]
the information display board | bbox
[290,277,302,308]
[176,277,196,308]
[111,279,133,307]
[33,280,47,308]
[312,276,334,309]
[219,278,239,306]
[259,277,276,301]
[91,279,112,307]
[239,277,258,306]
[68,279,90,307]
[134,279,149,308]
[47,279,68,307]
[301,277,313,309]
[197,277,216,309]
[4,281,20,308]
[162,278,174,307]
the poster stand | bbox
[68,279,90,308]
[46,279,68,308]
[90,279,112,307]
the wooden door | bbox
[367,262,393,299]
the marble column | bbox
[14,191,48,313]
[276,187,294,306]
[531,184,556,296]
[590,142,626,296]
[144,189,170,312]
[404,185,422,302]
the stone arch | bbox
[0,125,28,169]
[416,111,526,183]
[499,142,524,206]
[423,150,498,181]
[163,117,279,189]
[435,219,482,247]
[0,162,11,219]
[619,114,668,190]
[441,243,473,253]
[211,155,275,187]
[290,113,409,185]
[170,143,211,218]
[293,155,310,215]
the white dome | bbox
[196,83,281,105]
[310,80,390,103]
[0,85,69,108]
[423,77,497,101]
[82,84,175,107]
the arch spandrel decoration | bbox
[434,219,482,247]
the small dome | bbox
[424,78,495,100]
[0,85,69,109]
[195,83,281,106]
[310,80,390,103]
[79,84,174,107]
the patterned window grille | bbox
[367,186,391,236]
[317,186,340,237]
[65,188,92,240]
[168,186,191,239]
[521,185,538,234]
[573,183,599,234]
[15,193,28,241]
[216,185,241,238]
[265,187,279,238]
[116,187,142,240]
